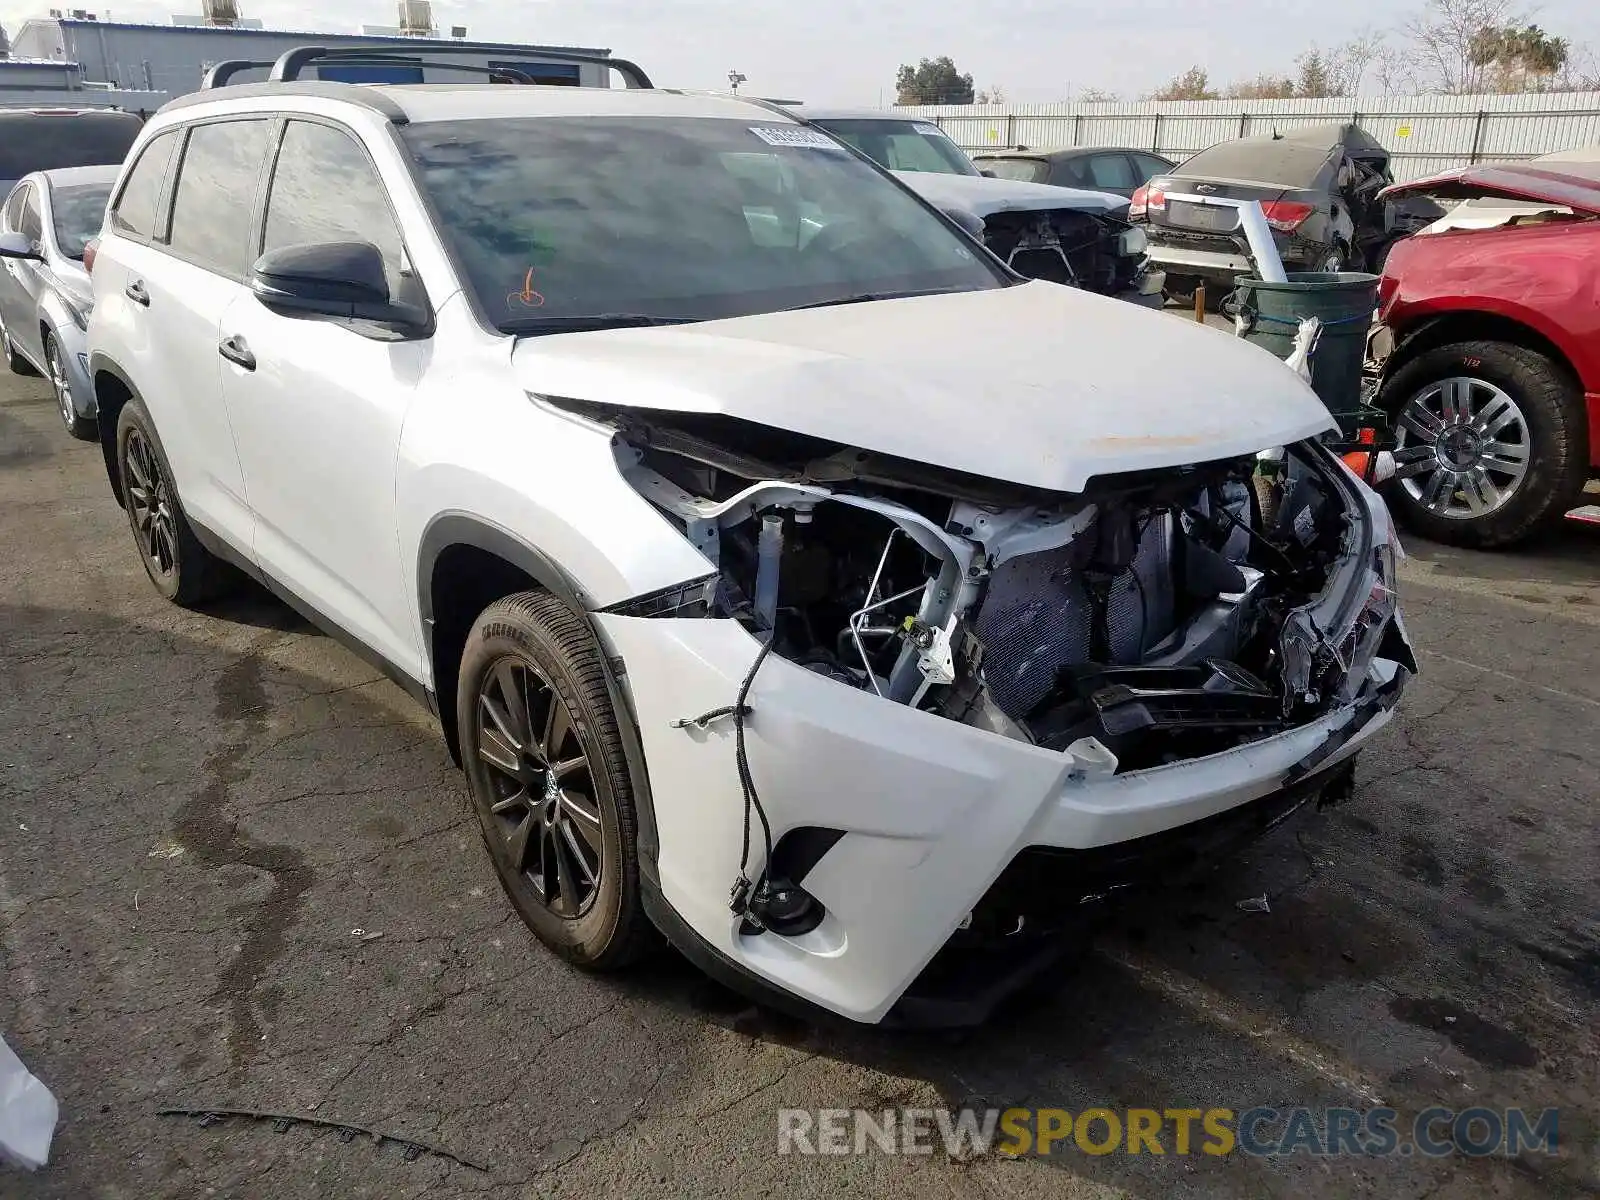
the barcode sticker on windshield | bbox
[748,126,846,151]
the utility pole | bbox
[728,70,747,94]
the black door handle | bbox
[219,335,256,371]
[124,280,150,307]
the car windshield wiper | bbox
[781,287,969,312]
[502,313,699,335]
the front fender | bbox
[36,297,93,410]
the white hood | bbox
[893,171,1127,218]
[513,282,1335,493]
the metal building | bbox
[10,4,614,101]
[0,54,168,111]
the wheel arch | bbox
[88,353,139,507]
[417,513,660,873]
[1383,310,1583,400]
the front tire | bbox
[46,332,95,440]
[115,398,235,604]
[1381,340,1589,548]
[458,590,655,971]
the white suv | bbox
[88,73,1414,1026]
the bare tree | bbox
[1147,66,1219,101]
[1371,41,1421,93]
[1077,86,1121,103]
[1554,44,1600,90]
[1224,73,1297,99]
[1402,0,1527,92]
[975,85,1008,105]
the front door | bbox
[219,117,429,680]
[0,184,45,365]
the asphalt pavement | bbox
[2,365,1596,1199]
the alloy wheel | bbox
[47,339,73,430]
[1392,376,1532,519]
[123,428,178,579]
[475,657,603,917]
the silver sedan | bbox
[0,165,118,440]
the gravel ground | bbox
[2,366,1596,1199]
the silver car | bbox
[0,166,118,440]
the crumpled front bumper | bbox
[595,604,1410,1024]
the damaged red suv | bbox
[1374,156,1600,547]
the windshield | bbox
[976,156,1050,184]
[0,113,142,179]
[401,116,1004,333]
[806,118,978,177]
[50,181,113,259]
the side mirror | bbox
[979,168,997,178]
[0,230,43,262]
[250,241,426,330]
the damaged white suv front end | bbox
[519,282,1414,1026]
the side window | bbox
[884,134,949,173]
[110,130,179,240]
[262,120,408,295]
[1051,158,1089,188]
[2,184,30,234]
[19,187,43,246]
[1134,154,1170,182]
[1086,154,1137,191]
[167,119,275,277]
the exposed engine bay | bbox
[981,209,1146,294]
[589,404,1406,774]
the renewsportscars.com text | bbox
[777,1106,1561,1159]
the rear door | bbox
[137,118,276,546]
[218,116,429,677]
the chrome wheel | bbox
[123,428,178,579]
[47,338,73,430]
[1393,376,1532,520]
[475,657,603,917]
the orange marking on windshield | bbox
[508,266,546,309]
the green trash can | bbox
[1229,272,1381,440]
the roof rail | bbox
[202,59,274,89]
[201,55,534,91]
[159,80,414,123]
[268,45,653,89]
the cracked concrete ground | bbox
[1,370,1596,1199]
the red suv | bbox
[1374,157,1599,547]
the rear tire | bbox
[1380,340,1588,548]
[115,397,235,604]
[458,590,656,972]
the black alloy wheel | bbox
[475,656,605,918]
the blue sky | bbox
[4,0,1598,102]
